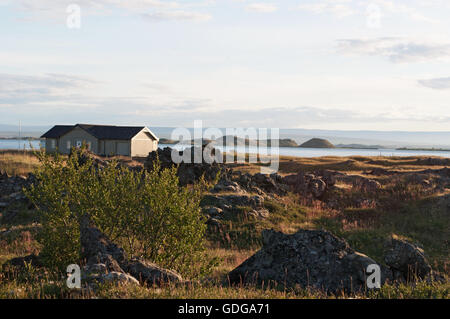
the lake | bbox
[0,139,43,150]
[1,140,450,158]
[161,143,450,158]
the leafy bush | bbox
[25,148,214,278]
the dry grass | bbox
[1,149,446,176]
[232,154,449,176]
[0,152,449,299]
[0,150,40,176]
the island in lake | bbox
[299,138,335,148]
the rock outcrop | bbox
[282,170,338,199]
[228,228,445,293]
[0,172,33,212]
[202,193,268,224]
[236,172,287,196]
[228,229,391,293]
[4,214,185,289]
[126,259,183,286]
[4,254,42,268]
[80,214,128,274]
[74,148,109,169]
[337,174,382,192]
[79,214,183,288]
[384,237,432,280]
[145,146,230,185]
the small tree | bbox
[25,148,214,278]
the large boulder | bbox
[80,214,127,270]
[72,148,109,170]
[338,175,382,192]
[227,172,287,196]
[201,194,268,220]
[145,146,230,186]
[4,254,42,268]
[281,172,330,199]
[309,178,327,198]
[80,214,184,288]
[126,259,183,286]
[228,229,391,293]
[384,237,432,280]
[212,180,244,193]
[360,179,382,192]
[101,272,140,286]
[203,194,264,210]
[0,171,34,209]
[251,173,282,194]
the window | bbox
[76,140,82,148]
[87,141,91,151]
[67,141,71,149]
[51,139,56,148]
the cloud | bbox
[141,10,212,22]
[418,77,450,90]
[0,73,96,106]
[374,0,440,24]
[4,0,211,23]
[297,0,439,23]
[245,3,277,13]
[2,73,449,130]
[298,1,355,19]
[337,37,450,63]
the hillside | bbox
[276,139,298,147]
[299,138,335,148]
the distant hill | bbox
[3,124,450,149]
[299,138,335,148]
[276,139,298,147]
[158,136,299,148]
[159,138,179,144]
[218,136,299,147]
[336,143,384,149]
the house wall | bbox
[44,126,157,157]
[131,130,158,157]
[45,138,58,153]
[59,126,99,154]
[103,140,131,156]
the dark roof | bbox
[41,124,154,140]
[77,124,146,140]
[41,125,74,138]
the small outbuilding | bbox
[41,124,159,157]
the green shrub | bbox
[25,148,214,278]
[24,150,83,270]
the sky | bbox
[1,0,450,131]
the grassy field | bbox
[0,151,449,299]
[0,150,40,176]
[232,154,449,175]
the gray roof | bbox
[41,124,157,140]
[41,125,74,138]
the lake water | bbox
[0,139,43,150]
[1,140,450,158]
[162,143,450,158]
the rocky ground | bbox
[0,148,449,298]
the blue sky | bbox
[1,0,450,131]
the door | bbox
[117,142,129,156]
